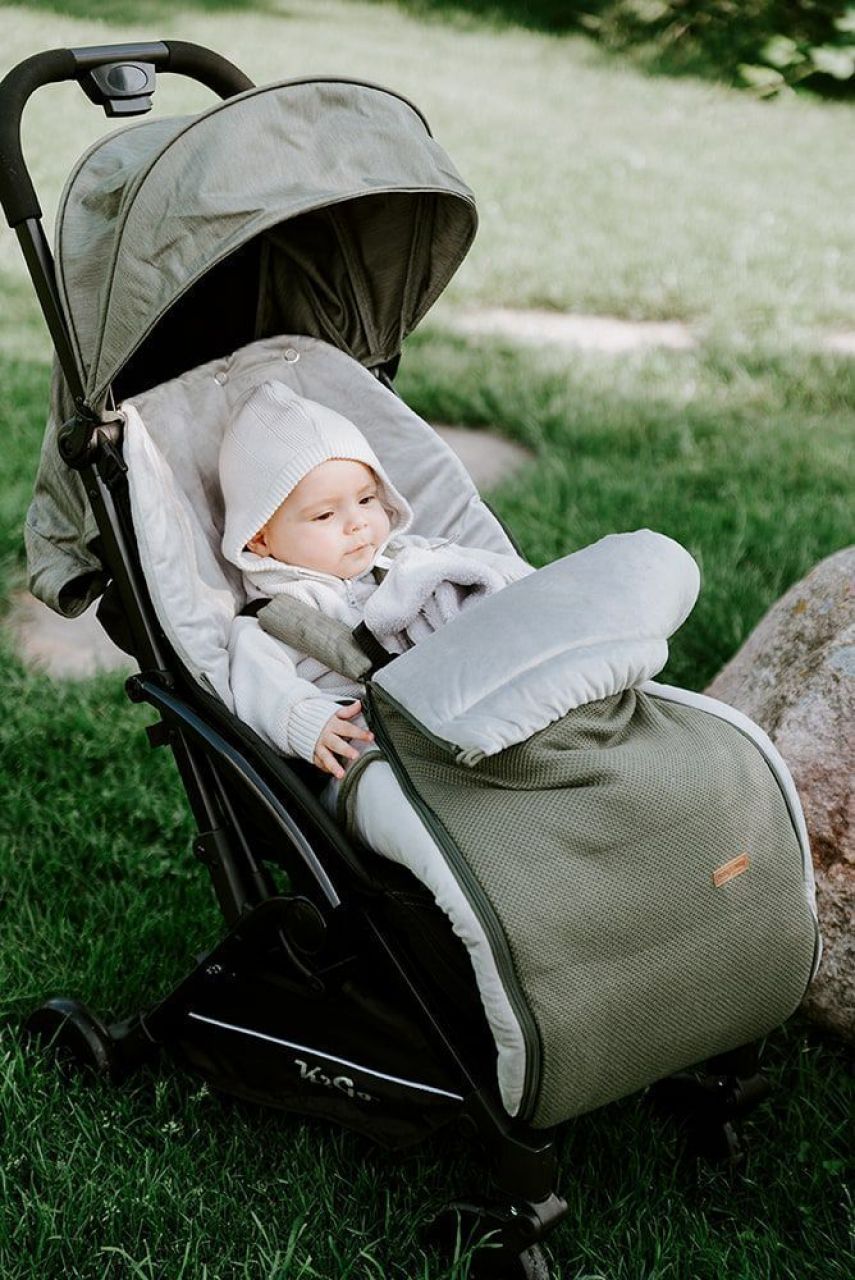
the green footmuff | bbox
[367,681,819,1128]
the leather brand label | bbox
[713,853,750,888]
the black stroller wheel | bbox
[516,1246,551,1280]
[428,1203,554,1278]
[492,1244,551,1280]
[469,1241,552,1279]
[24,997,116,1078]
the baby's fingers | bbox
[334,718,374,742]
[336,700,363,720]
[314,746,345,780]
[326,732,360,761]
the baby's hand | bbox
[313,700,374,780]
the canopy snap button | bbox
[283,347,300,363]
[213,371,228,385]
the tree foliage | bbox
[391,2,855,95]
[595,1,855,96]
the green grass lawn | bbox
[1,2,853,1278]
[1,340,853,1277]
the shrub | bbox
[389,2,855,95]
[592,1,855,96]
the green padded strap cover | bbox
[256,594,373,682]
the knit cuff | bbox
[285,696,345,763]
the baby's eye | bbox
[312,512,334,522]
[359,494,377,505]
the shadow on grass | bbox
[376,1,855,99]
[374,0,596,33]
[1,0,584,25]
[0,0,272,24]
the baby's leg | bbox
[334,757,525,1110]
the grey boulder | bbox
[706,546,854,1043]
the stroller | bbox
[1,42,820,1278]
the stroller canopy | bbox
[54,77,477,403]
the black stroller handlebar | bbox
[0,41,254,228]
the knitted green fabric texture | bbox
[372,687,818,1128]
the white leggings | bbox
[321,753,526,1115]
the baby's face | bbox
[248,459,391,578]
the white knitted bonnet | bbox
[219,381,412,569]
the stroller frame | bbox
[2,42,768,1277]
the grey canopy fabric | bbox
[56,76,476,401]
[27,76,478,616]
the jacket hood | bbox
[219,380,412,574]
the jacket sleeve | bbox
[451,542,534,586]
[393,534,533,585]
[228,616,344,762]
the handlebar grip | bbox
[0,49,76,226]
[162,41,254,99]
[0,42,253,228]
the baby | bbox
[219,380,530,783]
[243,453,390,777]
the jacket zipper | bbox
[364,683,542,1121]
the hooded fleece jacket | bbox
[219,381,530,764]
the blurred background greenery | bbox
[380,1,855,96]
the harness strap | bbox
[255,593,392,682]
[238,597,271,618]
[352,621,395,671]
